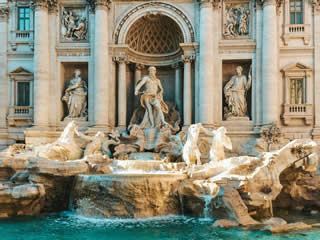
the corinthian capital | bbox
[312,0,320,12]
[0,5,9,19]
[181,55,195,63]
[198,0,221,9]
[32,0,57,10]
[87,0,111,12]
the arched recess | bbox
[114,2,195,45]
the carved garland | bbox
[114,2,195,44]
[0,6,9,17]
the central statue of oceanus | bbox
[134,66,169,129]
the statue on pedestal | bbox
[224,65,252,120]
[134,66,168,129]
[62,69,88,120]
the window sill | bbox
[281,104,312,126]
[7,106,33,127]
[282,24,311,46]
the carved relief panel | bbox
[222,1,251,39]
[60,5,88,42]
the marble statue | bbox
[209,127,232,162]
[62,69,88,120]
[134,66,168,129]
[34,121,83,161]
[62,8,87,41]
[182,123,213,165]
[224,65,252,120]
[75,129,105,157]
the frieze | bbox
[60,5,88,42]
[198,0,222,9]
[223,2,250,39]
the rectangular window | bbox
[290,0,303,24]
[17,82,30,106]
[18,7,30,31]
[290,79,304,104]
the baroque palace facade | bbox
[0,0,320,153]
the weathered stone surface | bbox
[0,157,29,180]
[71,173,187,218]
[274,167,320,211]
[0,182,45,217]
[213,219,239,228]
[262,221,312,233]
[27,157,89,176]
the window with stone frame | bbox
[17,7,30,31]
[290,0,303,24]
[16,82,30,106]
[281,63,312,126]
[290,78,305,104]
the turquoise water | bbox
[1,212,320,240]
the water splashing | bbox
[201,195,213,218]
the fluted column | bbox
[33,0,50,127]
[172,63,182,113]
[261,0,280,124]
[116,57,128,128]
[182,55,194,126]
[90,0,110,127]
[0,7,9,129]
[198,0,217,126]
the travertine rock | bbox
[213,219,239,228]
[27,157,89,176]
[0,182,45,217]
[71,174,187,218]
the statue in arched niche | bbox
[134,66,169,129]
[62,69,88,120]
[224,65,252,120]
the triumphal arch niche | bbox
[112,2,197,134]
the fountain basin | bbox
[71,173,187,218]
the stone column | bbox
[0,7,9,130]
[48,4,58,126]
[116,57,128,128]
[90,0,110,127]
[313,3,320,138]
[261,0,280,124]
[134,64,144,108]
[254,3,263,127]
[182,55,194,126]
[198,0,216,126]
[33,0,50,127]
[172,63,182,113]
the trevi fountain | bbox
[0,66,320,239]
[1,0,320,238]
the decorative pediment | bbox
[281,63,312,74]
[9,67,33,75]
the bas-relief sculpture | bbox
[224,65,252,120]
[223,4,250,39]
[62,69,88,120]
[61,7,88,41]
